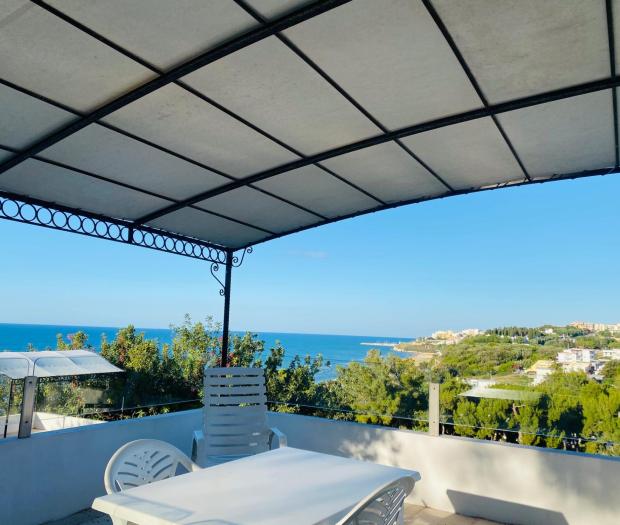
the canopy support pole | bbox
[210,249,252,366]
[18,376,37,439]
[220,256,233,367]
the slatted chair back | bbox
[104,439,198,494]
[336,476,415,525]
[203,367,270,461]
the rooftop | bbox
[1,2,620,525]
[3,408,618,525]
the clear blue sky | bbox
[1,174,619,338]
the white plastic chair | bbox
[192,367,287,467]
[336,476,416,525]
[104,439,200,494]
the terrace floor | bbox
[47,505,505,525]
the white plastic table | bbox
[92,446,420,525]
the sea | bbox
[0,323,413,379]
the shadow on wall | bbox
[337,424,405,467]
[269,413,619,524]
[447,490,569,525]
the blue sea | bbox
[0,323,413,378]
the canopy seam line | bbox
[128,76,620,224]
[0,78,325,227]
[11,3,331,222]
[28,0,354,214]
[0,0,350,187]
[233,0,452,193]
[421,0,532,183]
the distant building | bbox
[557,349,595,364]
[556,348,601,376]
[601,349,620,360]
[527,360,555,385]
[561,361,593,374]
[428,328,481,345]
[569,321,620,333]
[431,330,455,340]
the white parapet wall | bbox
[267,412,620,525]
[0,409,202,525]
[0,409,618,525]
[1,412,102,438]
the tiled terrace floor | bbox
[404,505,504,524]
[48,505,505,525]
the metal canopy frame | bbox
[138,75,620,225]
[0,0,351,367]
[0,0,617,250]
[1,0,619,364]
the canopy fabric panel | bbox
[0,350,122,379]
[1,0,618,252]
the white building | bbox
[601,349,620,360]
[569,321,620,333]
[527,360,556,385]
[556,349,600,375]
[557,348,595,364]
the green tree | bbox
[514,404,542,446]
[56,330,90,350]
[452,399,478,437]
[169,315,221,397]
[580,382,620,455]
[474,399,512,440]
[264,342,326,414]
[601,360,620,388]
[333,350,427,426]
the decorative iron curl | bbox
[0,192,228,264]
[210,262,226,296]
[231,246,253,267]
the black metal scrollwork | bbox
[209,263,226,296]
[232,246,253,267]
[208,247,254,293]
[0,192,228,265]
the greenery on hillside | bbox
[1,320,619,456]
[438,340,557,377]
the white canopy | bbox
[0,350,123,379]
[0,0,618,252]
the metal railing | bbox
[4,353,618,457]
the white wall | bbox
[268,412,620,525]
[33,412,105,431]
[0,410,618,525]
[0,409,202,525]
[2,412,102,438]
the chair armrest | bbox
[269,427,287,449]
[192,429,206,467]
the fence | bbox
[3,352,619,457]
